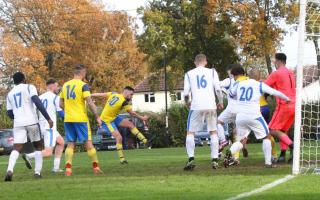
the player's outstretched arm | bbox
[6,97,14,119]
[127,109,148,122]
[261,82,290,102]
[85,96,102,127]
[91,93,108,98]
[31,96,53,128]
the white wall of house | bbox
[132,90,184,112]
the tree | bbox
[138,0,240,77]
[0,0,145,94]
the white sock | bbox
[210,134,219,159]
[217,124,226,142]
[263,139,272,165]
[186,134,195,158]
[34,151,43,175]
[26,152,35,160]
[53,157,61,170]
[7,150,19,172]
[230,142,243,157]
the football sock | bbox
[131,127,147,144]
[270,136,277,157]
[217,124,226,142]
[53,157,61,171]
[280,140,289,151]
[26,152,35,160]
[7,150,19,172]
[210,134,219,159]
[263,139,272,165]
[186,134,195,158]
[34,151,43,175]
[279,134,292,146]
[116,143,125,161]
[87,148,99,165]
[230,142,243,157]
[65,147,74,171]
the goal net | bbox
[293,0,320,174]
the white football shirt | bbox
[184,66,221,110]
[220,77,236,109]
[6,84,39,127]
[39,91,62,131]
[229,79,290,116]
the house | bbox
[132,74,184,112]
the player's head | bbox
[123,86,135,100]
[46,79,59,94]
[13,72,26,85]
[274,53,287,69]
[74,64,87,80]
[227,64,241,78]
[248,68,261,81]
[194,54,207,67]
[230,65,245,80]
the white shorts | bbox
[218,108,236,124]
[235,114,269,141]
[187,110,217,132]
[42,129,60,148]
[13,124,42,144]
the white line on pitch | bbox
[225,175,296,200]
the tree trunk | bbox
[265,54,272,74]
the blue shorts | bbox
[101,116,124,136]
[64,122,91,143]
[260,105,270,123]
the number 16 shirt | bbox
[60,79,91,122]
[183,66,221,110]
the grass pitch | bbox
[0,144,319,200]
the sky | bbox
[103,0,318,69]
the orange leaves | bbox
[0,0,145,94]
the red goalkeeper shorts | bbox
[269,103,295,132]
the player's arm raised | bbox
[91,92,110,98]
[261,82,290,102]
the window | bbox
[144,93,155,103]
[176,92,182,101]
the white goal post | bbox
[293,0,320,175]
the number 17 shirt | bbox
[60,79,91,122]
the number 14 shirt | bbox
[60,79,91,122]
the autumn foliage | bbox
[0,0,145,94]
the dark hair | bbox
[275,53,287,64]
[46,79,57,86]
[230,66,245,76]
[227,63,242,71]
[13,72,25,85]
[74,64,86,75]
[124,86,134,92]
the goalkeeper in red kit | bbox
[265,53,296,163]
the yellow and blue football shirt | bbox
[100,92,132,123]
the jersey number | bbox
[42,99,48,109]
[239,87,253,101]
[109,96,119,106]
[13,92,22,108]
[66,85,76,99]
[196,75,207,89]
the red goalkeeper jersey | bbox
[265,66,296,105]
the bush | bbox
[168,104,189,146]
[146,112,172,148]
[0,105,13,129]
